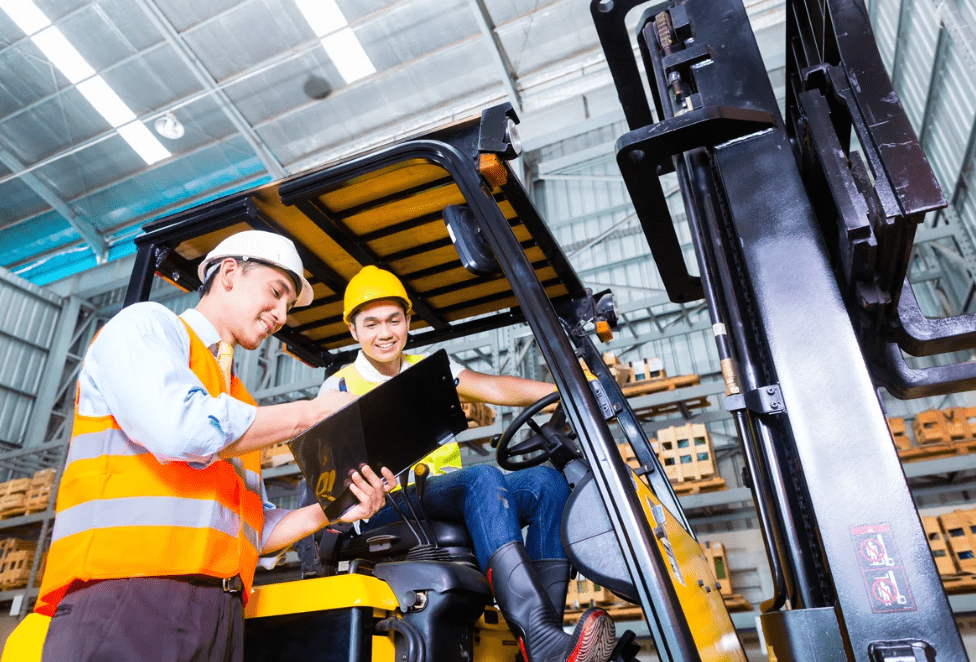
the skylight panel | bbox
[0,0,171,166]
[0,0,49,36]
[321,28,376,83]
[32,27,94,84]
[294,0,346,35]
[294,0,376,84]
[117,121,171,165]
[77,77,136,127]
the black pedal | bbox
[609,630,640,662]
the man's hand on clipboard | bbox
[333,464,398,524]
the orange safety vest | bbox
[36,319,265,616]
[333,354,463,479]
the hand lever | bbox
[413,463,438,548]
[385,470,429,546]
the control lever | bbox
[398,468,433,547]
[384,470,430,546]
[413,463,438,548]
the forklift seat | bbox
[334,519,476,565]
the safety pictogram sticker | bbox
[851,523,915,613]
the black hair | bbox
[199,258,259,297]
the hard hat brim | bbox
[198,256,314,308]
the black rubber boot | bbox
[487,542,615,662]
[532,559,571,622]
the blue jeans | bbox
[362,465,570,571]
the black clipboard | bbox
[288,350,468,521]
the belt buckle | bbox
[222,576,244,594]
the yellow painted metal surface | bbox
[1,613,49,662]
[244,574,398,619]
[371,633,396,662]
[632,475,748,661]
[473,607,519,662]
[160,147,572,354]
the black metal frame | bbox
[125,99,725,662]
[594,0,971,659]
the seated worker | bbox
[37,231,396,662]
[319,266,616,662]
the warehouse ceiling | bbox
[0,0,789,286]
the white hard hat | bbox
[197,230,314,307]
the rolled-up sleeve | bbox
[79,303,257,464]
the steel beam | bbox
[132,0,286,179]
[21,297,83,447]
[0,149,108,261]
[469,0,523,113]
[890,0,914,91]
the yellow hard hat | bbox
[343,266,413,324]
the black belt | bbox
[176,574,245,594]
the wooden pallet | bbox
[621,374,700,398]
[260,441,295,469]
[897,443,961,462]
[671,476,728,496]
[723,593,754,612]
[564,604,643,625]
[632,396,711,421]
[941,573,976,594]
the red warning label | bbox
[851,523,915,613]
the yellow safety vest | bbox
[36,320,264,616]
[332,354,463,480]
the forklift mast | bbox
[593,0,973,660]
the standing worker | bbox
[319,266,616,662]
[36,230,397,662]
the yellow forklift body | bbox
[244,573,398,618]
[1,613,49,662]
[633,475,746,662]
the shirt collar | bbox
[180,308,222,349]
[353,350,404,383]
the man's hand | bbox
[336,465,398,524]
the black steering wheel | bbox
[492,391,578,471]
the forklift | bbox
[4,0,971,660]
[3,99,746,662]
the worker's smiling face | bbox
[349,300,410,368]
[224,261,297,350]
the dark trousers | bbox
[42,577,243,662]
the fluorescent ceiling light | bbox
[77,77,136,127]
[294,0,346,36]
[117,122,171,165]
[322,28,376,83]
[1,0,170,166]
[32,27,94,84]
[0,0,50,36]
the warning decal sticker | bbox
[850,523,916,613]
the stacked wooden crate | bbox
[887,418,912,453]
[650,424,726,495]
[921,508,976,593]
[260,442,295,469]
[893,407,976,461]
[0,538,43,590]
[24,469,55,514]
[0,469,56,519]
[461,402,496,428]
[564,577,641,624]
[600,352,709,419]
[701,541,752,611]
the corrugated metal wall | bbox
[0,268,63,448]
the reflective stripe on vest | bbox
[36,318,264,617]
[330,354,463,479]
